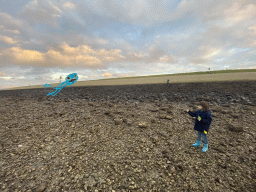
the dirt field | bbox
[5,71,256,90]
[0,79,256,191]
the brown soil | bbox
[0,80,255,192]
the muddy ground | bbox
[0,80,256,192]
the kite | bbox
[44,73,79,96]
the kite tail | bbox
[44,84,55,88]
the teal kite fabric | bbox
[44,73,79,96]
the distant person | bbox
[186,101,212,153]
[167,79,170,86]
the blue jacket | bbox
[187,110,212,133]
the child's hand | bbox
[186,109,189,112]
[197,116,201,121]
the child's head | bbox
[197,101,209,111]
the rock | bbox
[219,141,226,146]
[151,118,156,123]
[168,166,176,173]
[138,122,148,128]
[167,110,173,114]
[159,114,172,120]
[228,123,244,132]
[175,164,184,172]
[215,177,221,183]
[130,113,137,117]
[58,109,66,116]
[84,176,97,190]
[1,170,7,177]
[249,146,254,152]
[159,114,166,119]
[127,120,132,126]
[114,119,122,125]
[160,107,168,111]
[36,183,46,192]
[165,115,173,120]
[221,110,229,114]
[149,108,158,112]
[230,114,239,119]
[104,110,111,115]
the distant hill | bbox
[1,68,256,91]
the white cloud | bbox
[102,73,112,77]
[0,35,18,44]
[224,3,256,24]
[201,47,222,60]
[0,77,12,80]
[63,2,75,9]
[0,42,126,68]
[159,55,177,63]
[4,29,20,34]
[17,76,25,79]
[94,37,109,45]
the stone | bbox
[114,119,122,125]
[138,122,148,128]
[249,146,254,152]
[151,118,156,123]
[36,183,46,192]
[127,120,132,126]
[150,108,158,112]
[228,123,244,132]
[230,114,239,119]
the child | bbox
[186,101,213,153]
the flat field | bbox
[4,69,256,90]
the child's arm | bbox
[187,109,197,117]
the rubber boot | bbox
[192,140,201,147]
[202,144,208,153]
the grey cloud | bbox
[0,11,46,46]
[152,16,256,64]
[189,58,208,64]
[144,47,166,63]
[80,0,255,28]
[81,0,174,27]
[0,12,22,28]
[17,0,62,27]
[28,66,51,76]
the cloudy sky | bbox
[0,0,255,89]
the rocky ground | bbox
[0,80,255,192]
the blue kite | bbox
[44,73,79,96]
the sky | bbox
[0,0,255,90]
